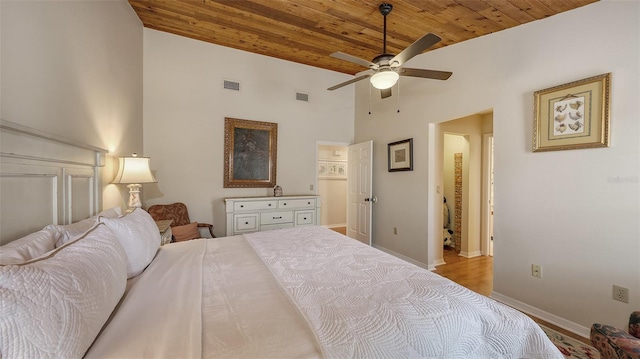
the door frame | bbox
[481,134,494,256]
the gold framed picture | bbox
[533,73,611,152]
[224,117,277,188]
[388,138,413,172]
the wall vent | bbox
[296,92,309,102]
[223,80,240,91]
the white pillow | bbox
[46,218,97,247]
[97,206,122,219]
[0,229,60,265]
[99,208,161,278]
[45,207,122,247]
[0,223,128,358]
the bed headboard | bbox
[0,119,107,245]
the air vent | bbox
[296,92,309,102]
[223,80,240,91]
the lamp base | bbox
[126,183,143,211]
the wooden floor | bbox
[328,230,592,347]
[434,247,493,296]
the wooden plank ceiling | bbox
[129,0,597,75]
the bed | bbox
[0,121,563,358]
[1,220,563,358]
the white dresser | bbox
[224,195,321,236]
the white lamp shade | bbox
[370,70,399,89]
[112,155,157,184]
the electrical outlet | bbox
[393,227,397,235]
[613,285,629,303]
[309,184,314,191]
[531,264,542,278]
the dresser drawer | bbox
[260,223,294,231]
[260,211,293,225]
[278,198,316,209]
[295,210,315,226]
[233,213,259,232]
[234,200,277,211]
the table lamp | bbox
[112,153,157,211]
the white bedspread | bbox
[244,226,563,359]
[87,226,562,359]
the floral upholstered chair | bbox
[147,202,214,241]
[591,311,640,359]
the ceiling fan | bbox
[327,3,452,99]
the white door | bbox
[347,140,373,245]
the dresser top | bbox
[224,194,319,202]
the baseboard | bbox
[373,244,430,270]
[429,258,446,271]
[323,224,346,229]
[490,291,591,339]
[458,250,482,258]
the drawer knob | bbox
[268,204,272,206]
[240,205,244,208]
[274,216,282,219]
[303,217,307,220]
[307,202,311,204]
[245,222,249,225]
[283,203,287,206]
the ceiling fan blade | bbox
[331,52,378,69]
[390,33,441,67]
[327,73,372,91]
[399,67,452,80]
[380,88,392,99]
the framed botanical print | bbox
[318,162,327,177]
[224,117,278,188]
[318,161,346,179]
[533,73,611,152]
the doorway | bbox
[436,111,493,263]
[316,143,349,231]
[442,133,467,253]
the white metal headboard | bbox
[0,119,107,245]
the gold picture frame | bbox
[533,73,611,152]
[224,117,277,188]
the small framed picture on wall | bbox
[388,138,413,172]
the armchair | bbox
[147,202,215,239]
[591,311,640,359]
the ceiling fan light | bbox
[370,70,399,89]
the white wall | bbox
[355,1,639,334]
[1,0,144,210]
[143,29,355,237]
